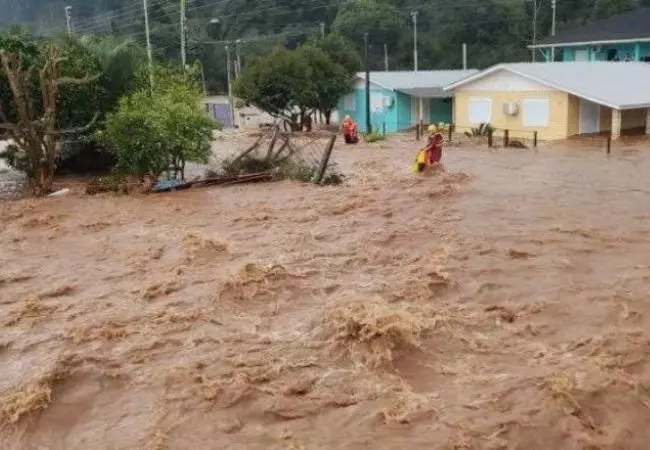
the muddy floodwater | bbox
[2,137,650,449]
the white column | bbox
[612,109,621,140]
[646,108,650,135]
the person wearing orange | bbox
[412,126,444,172]
[426,127,444,165]
[341,115,359,144]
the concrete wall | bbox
[452,69,570,140]
[453,90,570,140]
[395,91,412,131]
[567,94,581,136]
[337,81,398,133]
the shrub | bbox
[101,74,216,181]
[364,132,385,143]
[465,123,494,137]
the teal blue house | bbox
[530,7,650,62]
[337,70,477,133]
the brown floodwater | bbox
[2,136,650,449]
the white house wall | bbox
[460,70,554,92]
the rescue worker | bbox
[341,115,359,144]
[412,125,445,172]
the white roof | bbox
[444,62,650,110]
[357,70,478,98]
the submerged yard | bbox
[2,135,650,449]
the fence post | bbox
[313,133,337,185]
[448,124,453,143]
[488,129,494,148]
[382,122,386,136]
[504,129,509,147]
[416,123,420,141]
[606,134,611,156]
[533,131,538,148]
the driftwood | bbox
[229,135,263,165]
[153,171,274,193]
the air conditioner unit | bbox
[502,101,519,116]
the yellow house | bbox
[444,62,650,140]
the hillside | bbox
[2,0,649,94]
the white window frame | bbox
[522,98,550,127]
[468,98,492,124]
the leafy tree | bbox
[0,29,97,195]
[312,32,361,76]
[295,44,353,125]
[234,47,318,130]
[101,69,215,181]
[332,0,406,68]
[594,0,639,18]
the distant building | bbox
[203,96,275,129]
[445,62,650,140]
[530,8,650,62]
[337,70,477,133]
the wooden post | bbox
[420,119,424,139]
[504,129,510,147]
[416,123,420,141]
[448,124,453,143]
[488,128,494,148]
[382,122,386,136]
[265,126,280,159]
[606,134,611,155]
[533,131,538,148]
[314,134,337,184]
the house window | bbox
[522,99,550,127]
[468,98,492,124]
[343,94,355,111]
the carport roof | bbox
[444,62,650,110]
[356,70,478,98]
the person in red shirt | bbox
[425,127,444,165]
[341,115,359,144]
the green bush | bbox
[364,132,385,143]
[465,123,494,137]
[101,74,216,181]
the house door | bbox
[575,49,589,61]
[579,99,600,134]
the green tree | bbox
[0,28,97,195]
[332,0,406,69]
[102,69,215,181]
[312,33,361,76]
[594,0,639,18]
[295,44,353,125]
[234,47,317,130]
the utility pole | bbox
[462,43,467,69]
[364,32,371,134]
[235,39,242,79]
[64,6,72,36]
[225,44,236,128]
[180,0,187,68]
[384,43,388,71]
[410,10,418,71]
[530,0,541,62]
[320,22,325,39]
[143,0,154,88]
[551,0,557,61]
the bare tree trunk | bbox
[0,43,95,196]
